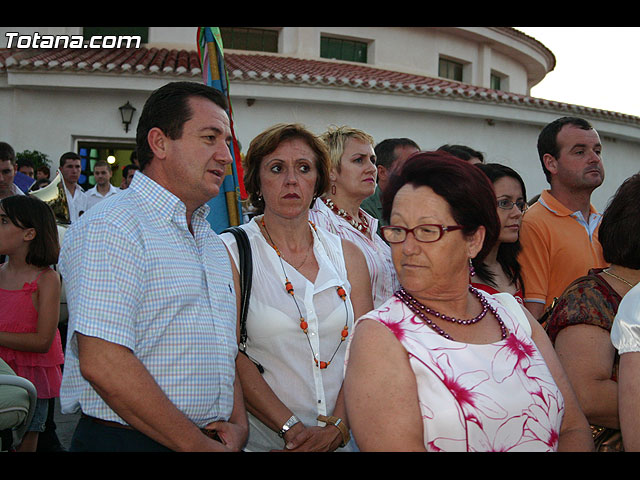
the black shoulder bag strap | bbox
[222,226,264,373]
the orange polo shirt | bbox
[519,190,608,310]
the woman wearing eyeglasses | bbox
[343,152,593,452]
[471,164,528,304]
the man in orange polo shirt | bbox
[520,116,608,320]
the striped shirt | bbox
[59,171,237,427]
[309,197,399,308]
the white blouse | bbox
[220,217,357,452]
[309,197,399,308]
[611,283,640,354]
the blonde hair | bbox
[320,125,375,172]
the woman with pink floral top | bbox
[343,152,593,452]
[309,125,398,308]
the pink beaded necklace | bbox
[261,217,350,369]
[395,286,508,341]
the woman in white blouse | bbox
[612,283,640,451]
[220,123,373,452]
[309,125,399,308]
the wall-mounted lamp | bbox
[119,101,136,133]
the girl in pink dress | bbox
[0,195,63,452]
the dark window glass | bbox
[491,74,502,90]
[220,27,278,52]
[439,58,463,81]
[321,36,368,63]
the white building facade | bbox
[1,26,638,211]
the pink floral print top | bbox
[352,290,564,452]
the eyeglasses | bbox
[497,199,528,213]
[381,224,464,244]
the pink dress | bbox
[352,290,564,451]
[471,282,524,305]
[0,269,64,399]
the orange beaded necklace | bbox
[261,217,350,369]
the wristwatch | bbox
[278,414,301,438]
[317,414,351,447]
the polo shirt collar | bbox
[128,171,210,226]
[539,189,598,218]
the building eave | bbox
[2,47,638,129]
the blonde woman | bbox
[309,125,399,308]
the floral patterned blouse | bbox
[546,269,622,355]
[351,290,564,451]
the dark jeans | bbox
[70,416,173,452]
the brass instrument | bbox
[28,170,70,324]
[28,170,70,226]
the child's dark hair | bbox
[0,195,60,267]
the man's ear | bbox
[147,127,169,160]
[377,165,388,184]
[543,153,558,176]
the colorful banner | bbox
[197,27,246,232]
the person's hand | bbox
[203,420,248,452]
[273,423,343,452]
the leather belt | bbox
[81,413,221,440]
[82,413,133,430]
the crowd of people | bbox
[1,80,640,452]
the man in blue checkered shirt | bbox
[59,82,248,452]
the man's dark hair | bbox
[438,144,484,163]
[374,138,420,170]
[93,160,110,170]
[135,81,229,171]
[59,151,81,168]
[537,116,593,183]
[0,142,16,164]
[17,158,34,170]
[122,163,139,177]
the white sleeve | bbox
[611,283,640,354]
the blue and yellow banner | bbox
[197,27,245,232]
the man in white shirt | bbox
[59,152,88,222]
[85,160,120,210]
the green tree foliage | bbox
[16,150,51,170]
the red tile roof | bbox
[1,47,639,125]
[0,47,202,75]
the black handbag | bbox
[223,226,264,374]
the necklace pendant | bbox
[299,318,308,333]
